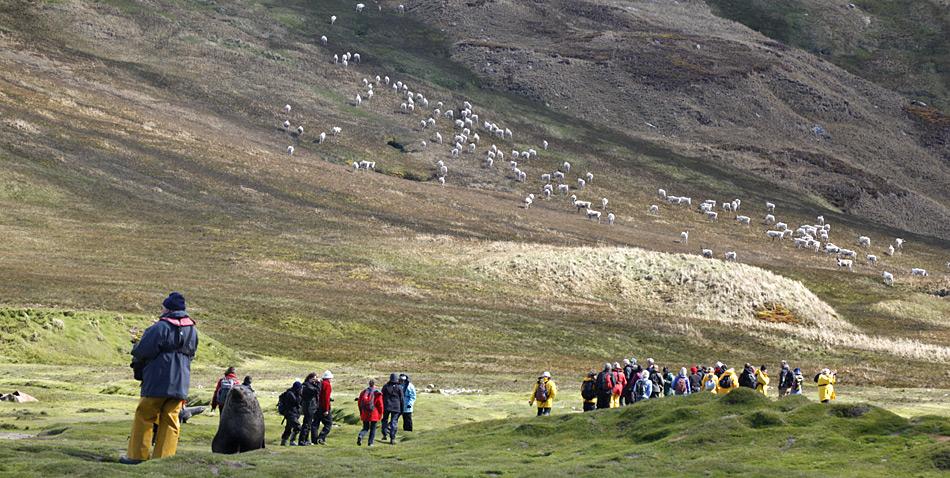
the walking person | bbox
[121,292,198,465]
[738,363,758,390]
[529,371,557,416]
[716,364,739,395]
[297,372,321,446]
[314,371,334,444]
[633,371,653,402]
[755,365,770,396]
[646,359,663,398]
[210,367,239,415]
[777,361,793,397]
[610,362,625,408]
[790,368,805,395]
[581,371,597,412]
[621,359,636,406]
[688,367,702,394]
[278,381,302,446]
[702,366,719,393]
[399,374,416,432]
[671,368,691,396]
[357,380,383,447]
[816,369,837,403]
[381,374,405,444]
[662,367,674,397]
[594,363,614,409]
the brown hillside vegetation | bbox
[409,0,950,238]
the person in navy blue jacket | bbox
[121,292,198,464]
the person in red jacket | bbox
[357,379,384,447]
[210,367,238,414]
[314,370,334,445]
[610,362,626,408]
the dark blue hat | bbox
[163,292,186,311]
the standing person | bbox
[278,381,302,446]
[211,367,239,415]
[594,363,614,410]
[121,292,198,465]
[621,360,636,406]
[716,364,739,395]
[688,367,702,393]
[581,371,597,412]
[610,362,626,408]
[357,380,383,447]
[297,372,321,446]
[755,365,770,396]
[777,361,793,397]
[738,363,758,390]
[381,373,405,444]
[672,368,691,396]
[241,376,254,393]
[790,368,805,395]
[399,374,416,432]
[816,369,837,403]
[314,371,334,445]
[646,360,663,398]
[529,371,557,416]
[633,371,653,402]
[662,367,674,397]
[702,367,719,393]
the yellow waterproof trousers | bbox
[610,393,620,408]
[127,397,183,461]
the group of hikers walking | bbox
[531,358,838,415]
[120,291,840,464]
[271,371,416,447]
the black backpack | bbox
[718,373,734,389]
[581,380,596,401]
[277,390,295,415]
[649,370,663,390]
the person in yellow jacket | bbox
[816,369,837,403]
[755,364,770,396]
[701,367,719,393]
[529,372,557,416]
[715,365,739,395]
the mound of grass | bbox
[0,308,236,366]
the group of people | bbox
[529,358,838,415]
[120,292,840,465]
[270,371,417,447]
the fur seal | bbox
[211,385,265,454]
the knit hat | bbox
[690,367,698,374]
[794,368,801,374]
[322,370,333,380]
[604,363,612,370]
[292,381,302,391]
[623,359,630,365]
[541,371,551,378]
[389,373,399,382]
[680,367,687,377]
[162,292,186,311]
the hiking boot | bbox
[298,441,310,446]
[280,439,288,446]
[118,457,143,465]
[289,441,297,446]
[357,436,362,446]
[316,438,326,445]
[390,437,396,445]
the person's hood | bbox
[724,368,736,374]
[389,373,399,383]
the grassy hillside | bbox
[0,383,947,476]
[706,0,950,111]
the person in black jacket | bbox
[738,363,758,389]
[594,363,613,409]
[777,360,793,397]
[279,381,302,446]
[298,373,321,446]
[380,373,405,445]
